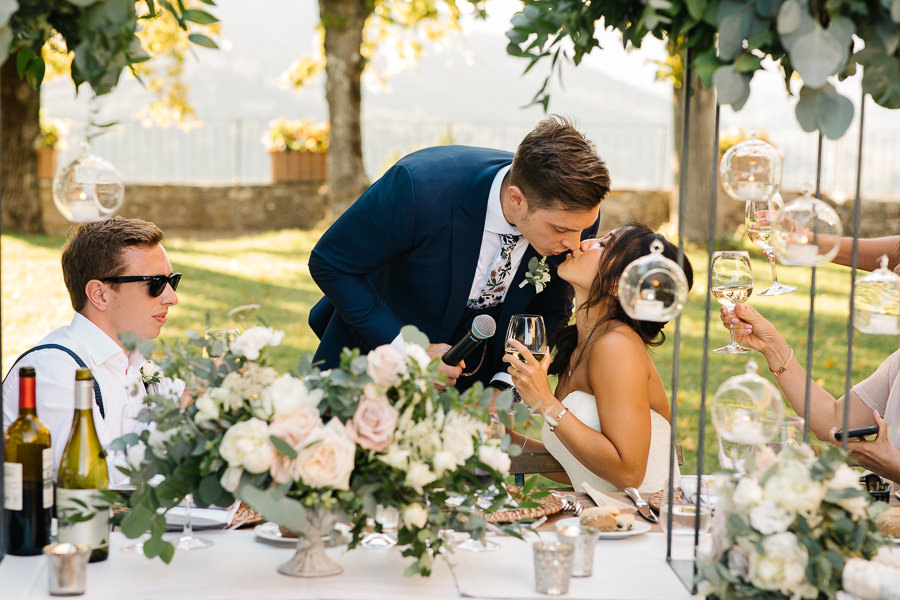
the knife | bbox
[624,487,659,523]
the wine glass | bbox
[745,193,796,296]
[505,315,548,415]
[173,493,213,551]
[711,251,754,354]
[361,505,399,549]
[205,328,240,358]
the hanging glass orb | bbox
[618,239,690,323]
[770,190,843,266]
[719,136,782,202]
[52,143,125,223]
[854,255,900,336]
[711,360,784,449]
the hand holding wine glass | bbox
[711,251,754,354]
[745,193,795,296]
[504,315,549,412]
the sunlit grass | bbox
[2,230,895,473]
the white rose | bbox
[732,477,764,510]
[291,419,356,490]
[749,500,795,534]
[403,503,428,529]
[442,416,476,463]
[209,384,242,414]
[140,360,163,383]
[432,450,459,476]
[230,326,285,361]
[404,343,433,372]
[219,418,275,474]
[765,461,826,513]
[220,466,243,493]
[194,392,220,423]
[478,444,510,476]
[405,461,437,494]
[829,464,869,520]
[366,345,406,387]
[264,373,323,418]
[748,532,808,594]
[126,442,146,469]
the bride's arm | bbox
[549,331,653,490]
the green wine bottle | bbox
[57,368,109,562]
[3,366,53,555]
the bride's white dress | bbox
[542,390,676,494]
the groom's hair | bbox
[510,115,611,212]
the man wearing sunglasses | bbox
[2,217,181,485]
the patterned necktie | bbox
[468,233,521,309]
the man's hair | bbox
[510,115,611,211]
[62,217,165,311]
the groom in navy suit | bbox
[308,116,611,391]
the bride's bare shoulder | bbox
[588,322,649,364]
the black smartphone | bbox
[833,425,879,441]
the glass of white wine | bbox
[711,251,754,354]
[505,315,548,414]
[745,193,796,296]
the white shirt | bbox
[2,313,149,486]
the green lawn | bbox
[2,229,895,474]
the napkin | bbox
[581,481,636,513]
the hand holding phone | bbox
[833,425,879,441]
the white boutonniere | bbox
[519,257,551,293]
[140,360,163,385]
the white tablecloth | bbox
[0,529,693,600]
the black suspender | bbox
[5,344,105,419]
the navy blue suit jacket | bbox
[308,145,599,384]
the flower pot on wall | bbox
[270,151,327,183]
[38,147,58,180]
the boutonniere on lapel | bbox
[519,257,551,293]
[140,360,163,385]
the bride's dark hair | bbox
[548,223,694,378]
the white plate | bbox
[555,517,652,539]
[164,507,232,531]
[254,521,351,547]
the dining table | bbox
[1,492,695,600]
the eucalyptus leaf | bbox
[754,0,780,18]
[236,479,307,531]
[790,25,844,88]
[776,0,804,36]
[893,0,900,24]
[120,504,153,538]
[181,9,218,24]
[716,12,749,61]
[712,64,751,107]
[187,32,218,49]
[858,48,900,108]
[875,19,900,56]
[686,0,707,21]
[795,83,855,139]
[66,0,103,6]
[778,4,815,52]
[400,325,430,349]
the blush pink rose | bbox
[366,345,405,387]
[290,419,356,490]
[345,386,399,452]
[268,407,322,484]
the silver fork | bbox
[561,493,582,516]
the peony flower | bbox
[732,477,763,510]
[442,413,477,463]
[194,391,219,423]
[269,408,322,449]
[264,373,323,419]
[749,501,794,534]
[403,503,428,529]
[291,419,356,490]
[828,464,869,520]
[219,418,275,474]
[405,461,437,494]
[220,466,243,493]
[345,387,398,452]
[478,444,510,476]
[366,345,406,387]
[748,532,808,595]
[764,461,826,513]
[230,326,285,361]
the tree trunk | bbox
[319,0,371,215]
[1,58,44,233]
[671,74,718,243]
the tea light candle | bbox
[868,313,900,335]
[633,299,665,322]
[786,242,819,265]
[727,417,765,445]
[68,195,101,222]
[43,543,90,596]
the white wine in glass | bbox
[505,315,548,364]
[745,194,796,296]
[711,251,754,354]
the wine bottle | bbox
[57,368,109,562]
[2,367,53,555]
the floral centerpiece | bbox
[261,118,329,153]
[112,325,534,576]
[697,444,889,599]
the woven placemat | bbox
[485,489,564,524]
[230,503,265,529]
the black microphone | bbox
[441,315,497,366]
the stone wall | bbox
[39,181,898,238]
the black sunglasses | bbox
[101,273,182,297]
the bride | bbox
[505,223,693,494]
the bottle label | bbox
[42,447,54,509]
[3,462,23,511]
[57,488,110,551]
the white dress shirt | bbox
[2,313,150,486]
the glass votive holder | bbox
[532,540,574,595]
[43,543,91,596]
[555,523,600,577]
[659,502,712,536]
